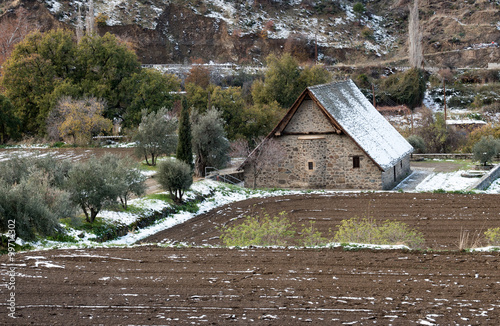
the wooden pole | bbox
[371,84,376,108]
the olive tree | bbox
[98,154,147,209]
[133,108,178,166]
[0,175,72,241]
[157,159,193,203]
[406,134,426,156]
[473,136,500,166]
[66,155,117,223]
[191,108,230,177]
[0,155,75,241]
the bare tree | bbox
[438,68,454,121]
[85,0,96,35]
[245,137,285,189]
[0,7,36,67]
[76,5,84,43]
[408,0,423,69]
[230,139,250,158]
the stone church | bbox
[239,80,414,190]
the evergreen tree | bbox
[473,136,500,166]
[1,29,142,135]
[157,159,193,203]
[251,53,332,109]
[133,108,178,166]
[191,108,230,177]
[176,99,194,169]
[0,94,20,144]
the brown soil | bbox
[3,246,500,325]
[3,189,500,324]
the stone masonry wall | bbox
[380,154,412,190]
[284,100,336,133]
[244,100,386,190]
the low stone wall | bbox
[412,153,500,162]
[412,153,473,160]
[468,164,500,191]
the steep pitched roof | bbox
[240,80,413,172]
[306,80,413,171]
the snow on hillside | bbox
[43,0,396,54]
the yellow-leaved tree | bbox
[48,96,112,145]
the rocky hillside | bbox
[1,0,499,67]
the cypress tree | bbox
[176,99,194,169]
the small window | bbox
[400,160,403,169]
[308,161,314,170]
[353,156,360,169]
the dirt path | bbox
[141,193,500,250]
[2,247,500,325]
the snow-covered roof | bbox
[308,80,413,171]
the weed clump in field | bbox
[334,217,425,249]
[220,211,296,247]
[220,212,425,249]
[485,227,500,246]
[220,211,332,247]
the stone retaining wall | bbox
[469,164,500,191]
[412,153,500,160]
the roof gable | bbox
[307,80,413,171]
[239,80,413,172]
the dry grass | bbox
[458,227,484,251]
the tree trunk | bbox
[90,208,99,224]
[119,196,127,209]
[411,110,414,134]
[82,204,90,223]
[195,155,205,177]
[252,165,258,189]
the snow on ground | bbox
[485,177,500,194]
[414,170,478,192]
[7,159,500,251]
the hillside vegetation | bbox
[0,0,498,66]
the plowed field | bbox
[2,193,500,325]
[143,193,500,250]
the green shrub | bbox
[46,232,78,243]
[406,134,426,153]
[334,217,379,245]
[178,200,199,213]
[299,221,330,247]
[485,227,500,246]
[157,158,193,203]
[220,211,295,247]
[0,163,75,241]
[334,217,425,249]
